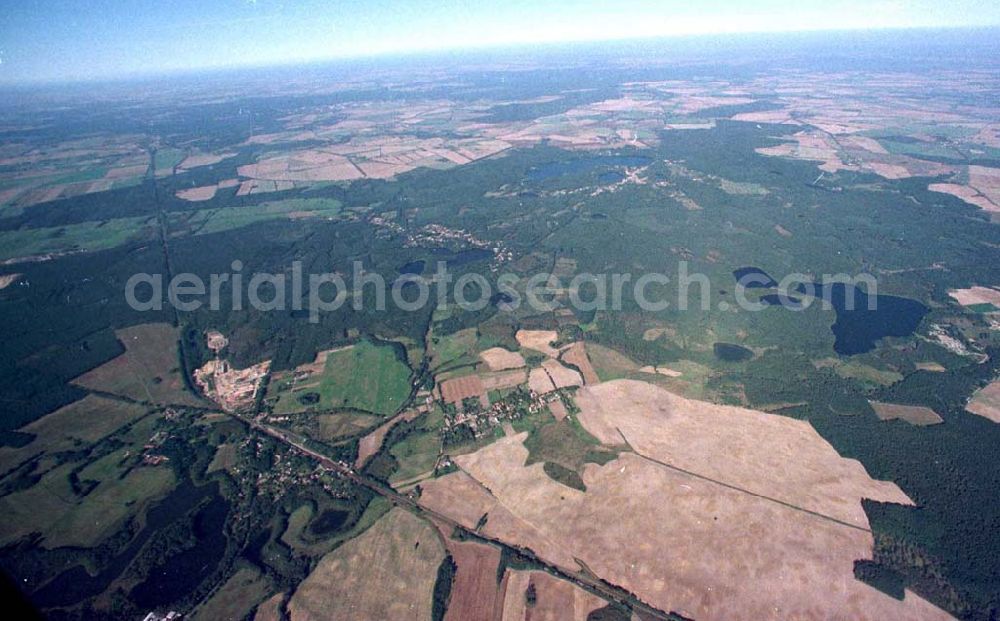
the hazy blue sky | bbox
[2,0,999,83]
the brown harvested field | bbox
[288,508,444,621]
[642,327,667,341]
[276,345,346,383]
[528,367,556,394]
[480,369,528,391]
[929,183,997,213]
[442,538,503,621]
[253,592,286,621]
[560,342,599,384]
[839,135,889,154]
[420,470,496,527]
[969,165,1000,208]
[548,399,569,421]
[0,273,20,289]
[639,365,682,378]
[419,379,949,621]
[515,330,561,357]
[870,401,944,426]
[73,323,203,406]
[356,409,422,468]
[86,178,114,193]
[916,362,947,372]
[479,347,525,370]
[575,380,912,526]
[0,394,148,472]
[541,359,583,389]
[755,131,845,170]
[440,375,488,407]
[317,412,378,440]
[236,178,296,196]
[966,379,1000,423]
[238,151,364,182]
[869,162,911,179]
[422,429,949,621]
[357,160,413,179]
[500,570,606,621]
[948,286,1000,307]
[179,152,236,169]
[176,185,218,201]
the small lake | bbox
[714,342,754,362]
[732,266,778,289]
[526,155,652,181]
[398,260,425,275]
[396,249,493,279]
[731,270,928,355]
[801,283,928,355]
[309,508,351,536]
[129,492,229,609]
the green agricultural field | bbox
[72,323,204,407]
[389,430,441,486]
[49,465,175,549]
[0,458,175,549]
[0,394,149,473]
[154,148,186,176]
[282,496,393,557]
[429,327,479,367]
[175,197,343,236]
[523,416,617,475]
[0,215,156,260]
[280,503,315,549]
[191,566,271,621]
[0,406,177,548]
[274,340,411,416]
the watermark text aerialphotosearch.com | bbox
[125,260,879,323]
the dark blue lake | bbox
[714,342,754,362]
[799,283,928,355]
[732,269,927,355]
[733,266,778,289]
[398,260,425,275]
[129,492,229,609]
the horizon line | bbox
[2,23,998,89]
